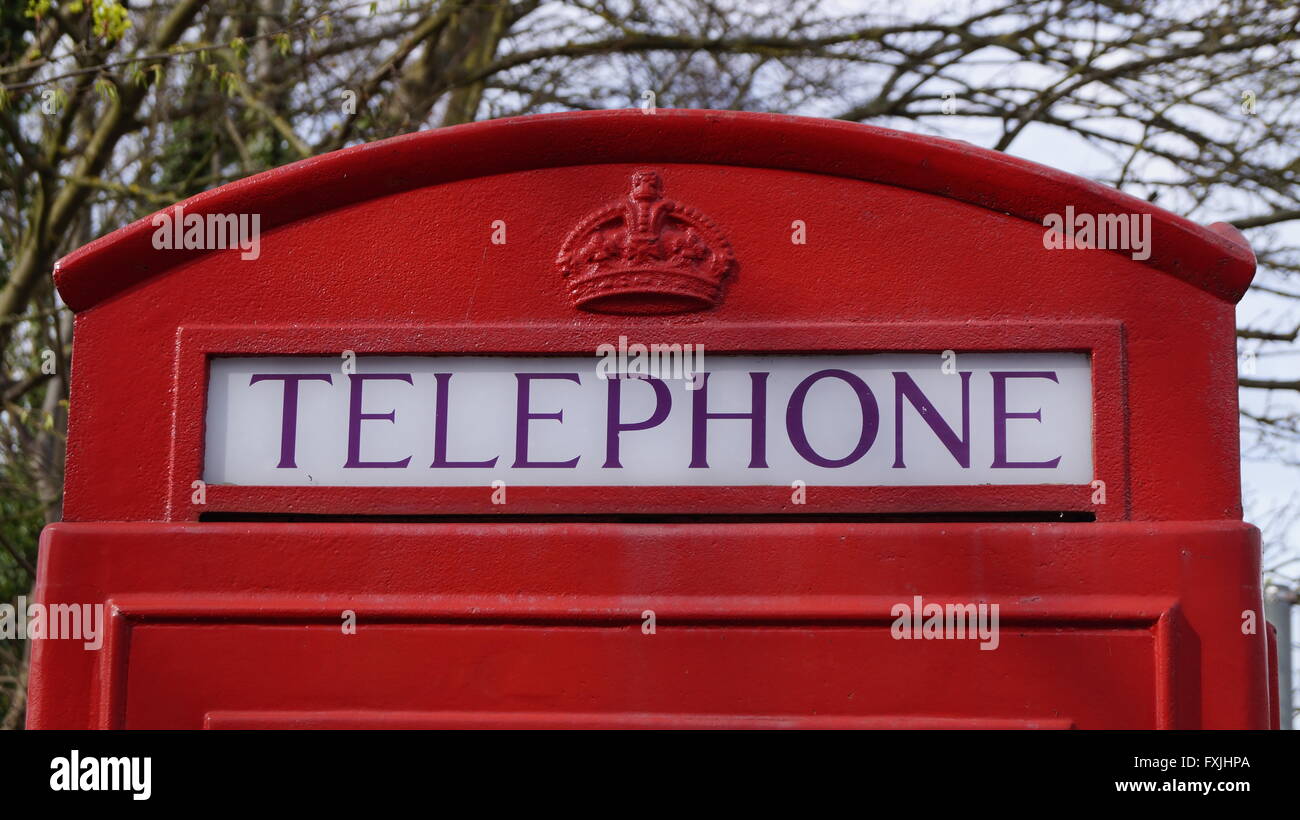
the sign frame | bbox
[169,319,1127,521]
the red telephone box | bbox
[28,110,1272,729]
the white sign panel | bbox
[204,353,1092,486]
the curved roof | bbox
[54,109,1255,311]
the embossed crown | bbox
[556,169,735,314]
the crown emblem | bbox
[557,169,735,314]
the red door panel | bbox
[121,623,1151,729]
[28,520,1266,729]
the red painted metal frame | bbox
[28,520,1266,729]
[201,713,1079,729]
[171,320,1126,521]
[54,110,1254,310]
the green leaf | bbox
[93,76,117,102]
[90,0,131,42]
[25,0,52,18]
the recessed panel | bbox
[204,353,1092,487]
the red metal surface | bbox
[29,109,1268,728]
[54,110,1254,311]
[1267,623,1280,730]
[30,521,1266,729]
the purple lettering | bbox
[604,376,672,468]
[892,371,971,468]
[344,373,413,468]
[690,372,768,468]
[990,371,1062,469]
[249,373,332,468]
[430,373,498,468]
[513,373,581,468]
[787,369,878,468]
